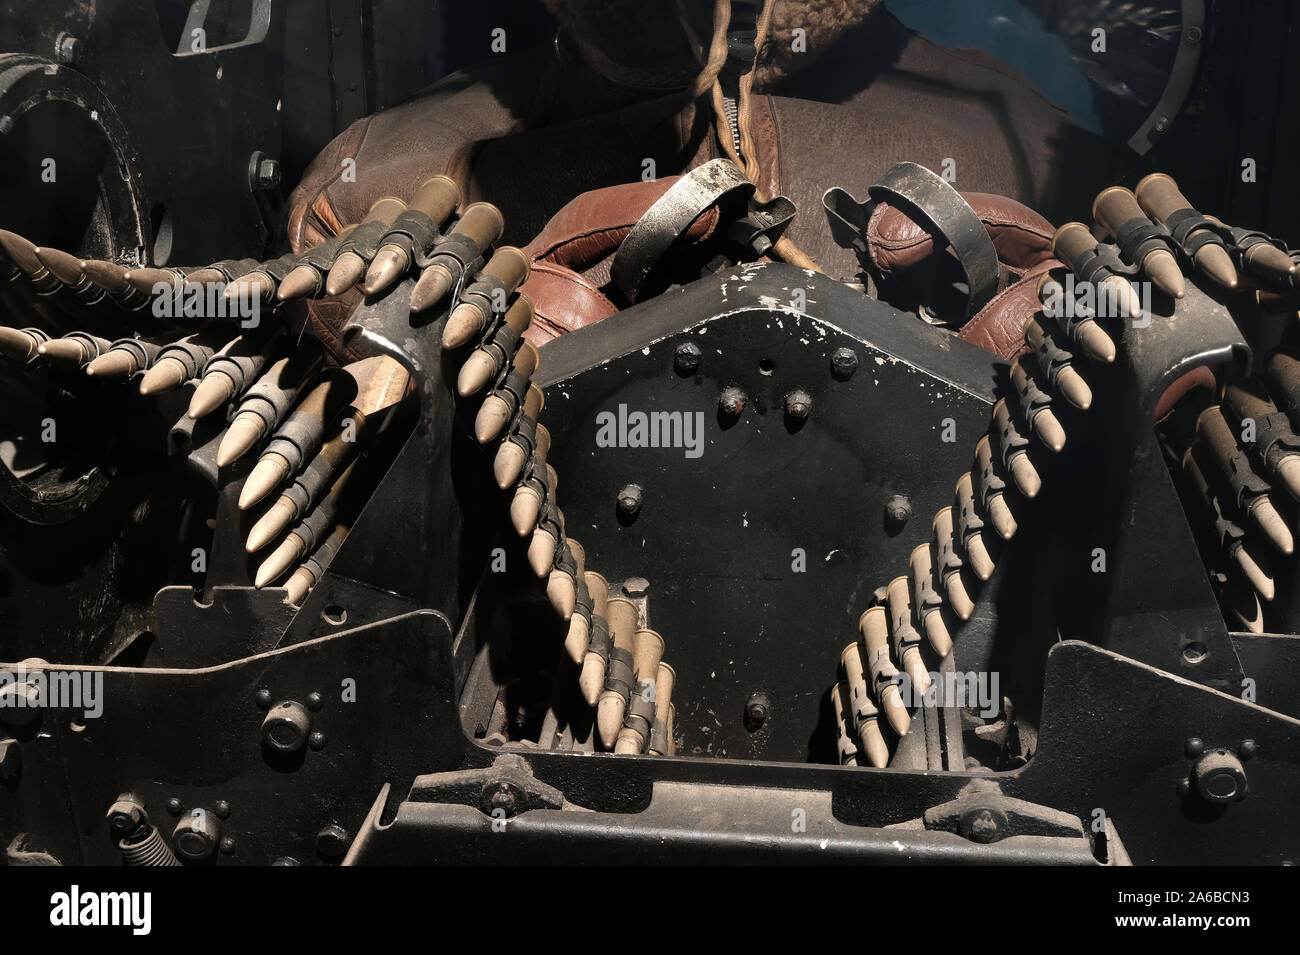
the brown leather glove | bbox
[865,192,1058,361]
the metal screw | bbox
[719,386,746,417]
[830,348,858,380]
[744,691,770,732]
[674,341,702,375]
[884,494,912,527]
[1185,26,1202,44]
[617,484,644,517]
[1154,116,1170,135]
[784,389,812,419]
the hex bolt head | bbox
[830,348,858,380]
[1192,749,1247,804]
[784,389,812,419]
[617,484,644,517]
[105,793,145,834]
[261,701,312,754]
[884,494,912,528]
[622,577,650,599]
[719,386,746,417]
[674,341,703,375]
[744,692,771,732]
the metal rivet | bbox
[830,348,859,380]
[744,691,770,732]
[1184,737,1205,758]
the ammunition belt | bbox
[1250,411,1300,469]
[605,647,634,702]
[1068,241,1137,285]
[416,232,480,272]
[587,616,611,664]
[1114,215,1176,271]
[626,691,656,732]
[382,209,441,257]
[301,234,346,271]
[1165,207,1228,257]
[338,220,390,260]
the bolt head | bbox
[172,813,219,861]
[1192,749,1247,804]
[261,701,312,754]
[830,348,858,380]
[254,687,273,708]
[718,386,746,417]
[784,390,812,419]
[1239,739,1258,760]
[744,691,771,732]
[674,341,702,375]
[1184,737,1205,758]
[166,797,183,815]
[616,484,643,516]
[213,800,231,819]
[219,837,236,856]
[884,494,912,527]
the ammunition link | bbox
[587,616,611,663]
[1249,411,1300,471]
[337,219,391,262]
[955,475,985,542]
[604,647,634,702]
[1068,240,1135,286]
[301,234,347,271]
[1164,207,1228,258]
[415,232,481,272]
[381,209,442,258]
[1113,214,1175,269]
